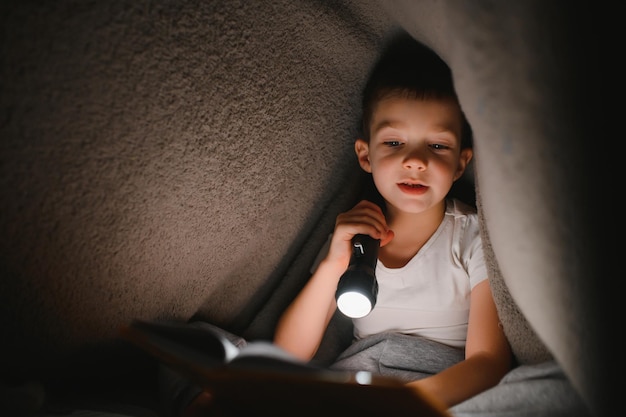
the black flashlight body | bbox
[335,234,380,318]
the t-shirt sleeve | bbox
[464,215,488,289]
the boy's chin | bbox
[387,196,445,215]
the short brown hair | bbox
[360,33,473,149]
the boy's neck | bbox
[379,199,447,268]
[386,199,446,230]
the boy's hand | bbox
[326,200,394,267]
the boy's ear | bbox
[355,139,372,173]
[454,148,473,181]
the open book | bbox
[120,319,450,417]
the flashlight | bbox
[335,234,380,318]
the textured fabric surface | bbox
[0,0,390,377]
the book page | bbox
[227,341,325,374]
[123,320,233,369]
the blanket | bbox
[331,333,591,417]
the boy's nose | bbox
[403,149,427,171]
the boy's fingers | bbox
[337,201,389,237]
[355,199,384,215]
[335,216,386,240]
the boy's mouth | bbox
[400,182,425,188]
[398,182,428,194]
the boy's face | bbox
[355,96,472,215]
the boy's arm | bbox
[274,200,392,361]
[273,257,346,360]
[406,279,512,407]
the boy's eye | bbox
[430,143,450,150]
[383,141,402,147]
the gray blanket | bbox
[330,332,464,381]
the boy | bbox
[273,33,512,408]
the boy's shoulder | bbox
[444,198,483,244]
[445,198,478,218]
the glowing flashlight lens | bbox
[336,291,372,318]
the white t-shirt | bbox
[313,198,487,349]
